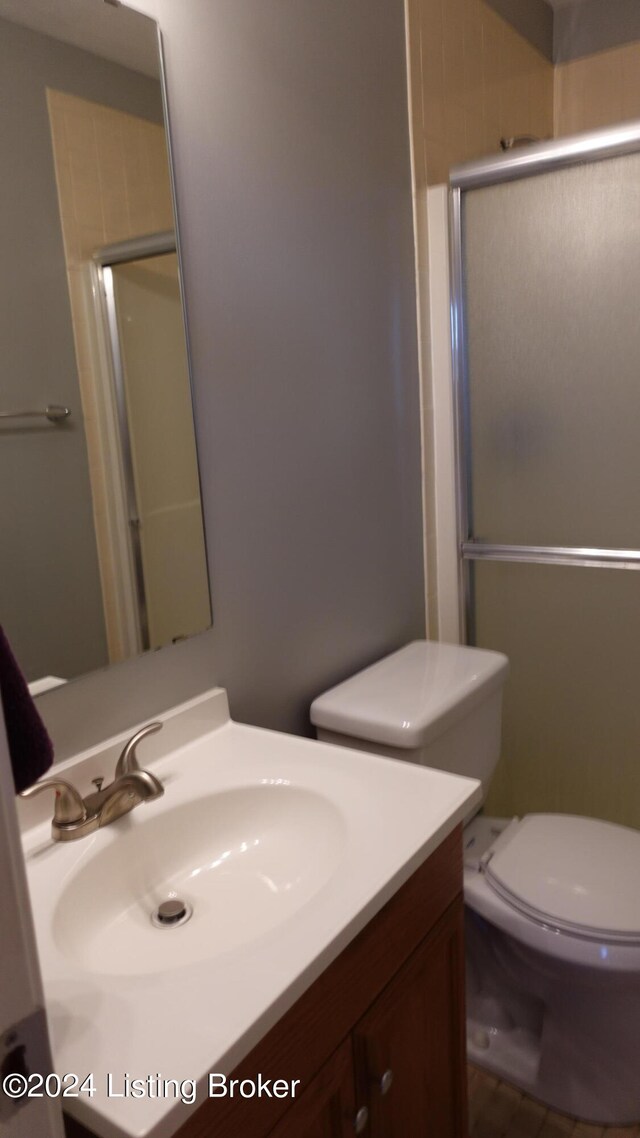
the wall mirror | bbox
[0,0,212,690]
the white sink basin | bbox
[53,786,346,975]
[21,688,480,1138]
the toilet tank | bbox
[310,641,509,804]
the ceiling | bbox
[550,0,640,61]
[490,0,640,62]
[0,0,160,78]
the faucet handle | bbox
[115,722,163,778]
[20,778,87,825]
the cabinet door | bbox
[353,897,467,1138]
[266,1039,356,1138]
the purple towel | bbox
[0,626,54,793]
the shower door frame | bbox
[94,231,177,654]
[448,119,640,641]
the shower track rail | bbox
[462,543,640,571]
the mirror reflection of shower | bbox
[1,1,214,686]
[95,233,211,655]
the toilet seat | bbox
[483,813,640,945]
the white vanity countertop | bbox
[21,688,480,1138]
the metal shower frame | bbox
[448,119,640,640]
[94,230,177,653]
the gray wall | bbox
[0,17,163,681]
[40,0,425,758]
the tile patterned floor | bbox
[468,1065,640,1138]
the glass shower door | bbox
[109,251,211,651]
[455,139,640,828]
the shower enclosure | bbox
[94,233,210,655]
[450,123,640,829]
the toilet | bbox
[310,640,640,1126]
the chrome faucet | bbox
[20,723,164,842]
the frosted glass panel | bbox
[464,152,640,548]
[474,560,640,828]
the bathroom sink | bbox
[21,688,480,1138]
[53,785,346,975]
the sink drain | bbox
[151,898,192,929]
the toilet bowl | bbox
[464,812,640,1123]
[311,641,640,1126]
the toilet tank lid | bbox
[310,641,509,750]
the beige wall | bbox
[555,39,640,136]
[408,0,640,188]
[47,89,172,264]
[407,0,554,188]
[47,90,174,662]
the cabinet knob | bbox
[379,1068,393,1095]
[354,1105,369,1133]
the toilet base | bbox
[465,906,640,1126]
[467,1017,541,1094]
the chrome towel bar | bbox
[0,405,71,423]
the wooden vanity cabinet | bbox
[265,897,466,1138]
[264,1040,356,1138]
[64,826,467,1138]
[352,898,466,1138]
